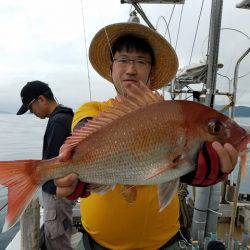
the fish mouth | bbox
[224,119,248,151]
[237,134,250,152]
[229,131,249,152]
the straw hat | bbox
[89,22,179,90]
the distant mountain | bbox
[216,105,250,117]
[0,110,11,114]
[233,106,250,117]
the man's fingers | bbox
[56,185,77,198]
[58,145,73,162]
[55,173,79,198]
[212,141,231,173]
[224,143,238,167]
[54,173,78,187]
[212,142,238,173]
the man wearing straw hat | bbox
[55,22,238,249]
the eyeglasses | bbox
[27,98,37,112]
[113,57,151,68]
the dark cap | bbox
[17,81,52,115]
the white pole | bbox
[192,0,224,241]
[206,183,222,234]
[191,186,211,240]
[20,198,40,250]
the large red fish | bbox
[0,83,249,231]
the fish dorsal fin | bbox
[61,82,164,154]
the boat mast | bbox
[204,0,223,107]
[192,0,224,241]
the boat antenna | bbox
[80,0,92,101]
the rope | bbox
[156,5,176,94]
[156,16,172,44]
[207,208,222,216]
[102,24,127,97]
[178,183,191,229]
[174,4,184,51]
[188,0,205,65]
[0,201,8,212]
[80,0,92,101]
[164,4,176,44]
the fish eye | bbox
[208,119,224,135]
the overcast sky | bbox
[0,0,249,113]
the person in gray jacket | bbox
[17,80,74,250]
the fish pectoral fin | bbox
[120,185,137,203]
[88,183,115,194]
[158,179,179,212]
[145,162,176,181]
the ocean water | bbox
[0,114,249,249]
[0,114,46,250]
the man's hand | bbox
[181,141,239,186]
[55,173,90,200]
[55,173,78,197]
[212,141,238,174]
[58,144,74,162]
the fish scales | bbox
[39,101,195,185]
[0,83,249,231]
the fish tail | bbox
[0,159,41,232]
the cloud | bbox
[0,0,249,114]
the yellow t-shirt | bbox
[73,100,180,250]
